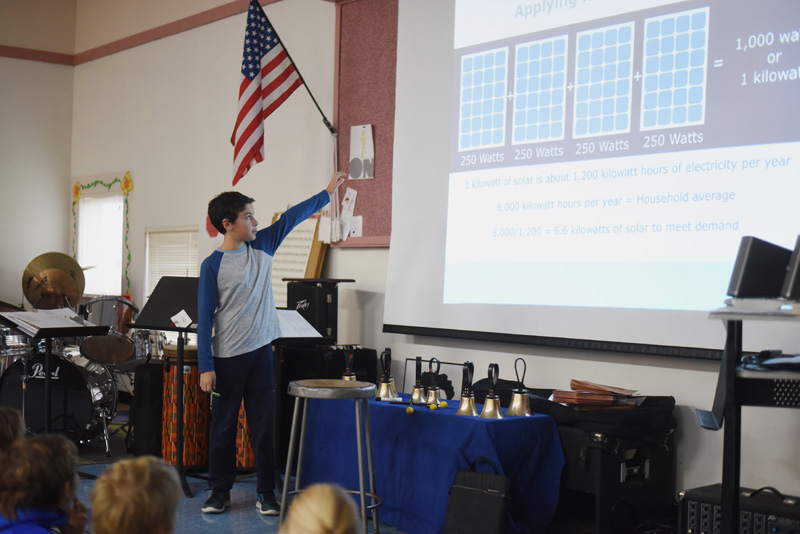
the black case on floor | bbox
[444,457,510,534]
[131,362,164,457]
[274,344,377,469]
[548,425,676,534]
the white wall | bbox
[0,57,74,307]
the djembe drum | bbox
[236,402,255,468]
[162,345,210,467]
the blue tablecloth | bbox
[300,395,564,534]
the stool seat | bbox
[288,379,377,399]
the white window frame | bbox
[77,191,124,297]
[144,226,199,345]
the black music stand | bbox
[128,276,199,497]
[0,315,107,435]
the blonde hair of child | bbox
[280,483,361,534]
[91,456,181,534]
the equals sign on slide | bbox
[713,59,723,68]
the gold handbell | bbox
[424,386,442,405]
[411,384,427,404]
[411,356,427,404]
[506,390,532,416]
[376,377,398,399]
[480,395,504,419]
[506,357,532,416]
[456,394,478,416]
[480,363,503,418]
[457,361,478,416]
[342,351,356,381]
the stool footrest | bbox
[284,489,383,512]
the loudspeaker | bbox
[727,236,792,298]
[781,235,800,300]
[131,362,163,457]
[286,281,339,341]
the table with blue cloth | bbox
[299,394,565,534]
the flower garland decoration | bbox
[71,171,134,293]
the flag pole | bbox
[255,1,337,136]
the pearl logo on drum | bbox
[31,363,61,380]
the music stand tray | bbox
[127,276,199,497]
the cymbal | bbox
[22,252,85,309]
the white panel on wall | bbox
[0,57,74,306]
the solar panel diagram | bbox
[512,35,569,144]
[640,7,710,131]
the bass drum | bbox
[0,351,116,443]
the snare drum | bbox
[162,345,210,467]
[0,350,116,442]
[1,327,30,377]
[1,327,30,356]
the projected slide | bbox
[445,0,800,311]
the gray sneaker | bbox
[202,489,230,514]
[256,492,279,516]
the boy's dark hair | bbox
[208,191,255,234]
[0,433,79,519]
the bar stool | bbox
[279,379,382,534]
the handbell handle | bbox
[488,363,499,396]
[414,356,422,386]
[380,348,392,380]
[515,357,526,390]
[345,351,354,374]
[428,357,440,390]
[462,361,474,395]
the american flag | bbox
[231,0,303,185]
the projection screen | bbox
[384,0,800,358]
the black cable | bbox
[610,497,677,534]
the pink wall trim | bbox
[0,0,283,66]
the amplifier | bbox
[679,484,800,534]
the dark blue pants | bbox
[208,344,275,493]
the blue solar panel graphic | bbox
[458,47,508,151]
[640,8,709,131]
[512,36,568,144]
[572,22,634,139]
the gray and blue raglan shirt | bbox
[197,190,329,373]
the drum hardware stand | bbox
[98,406,112,457]
[19,356,33,435]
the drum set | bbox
[0,253,164,454]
